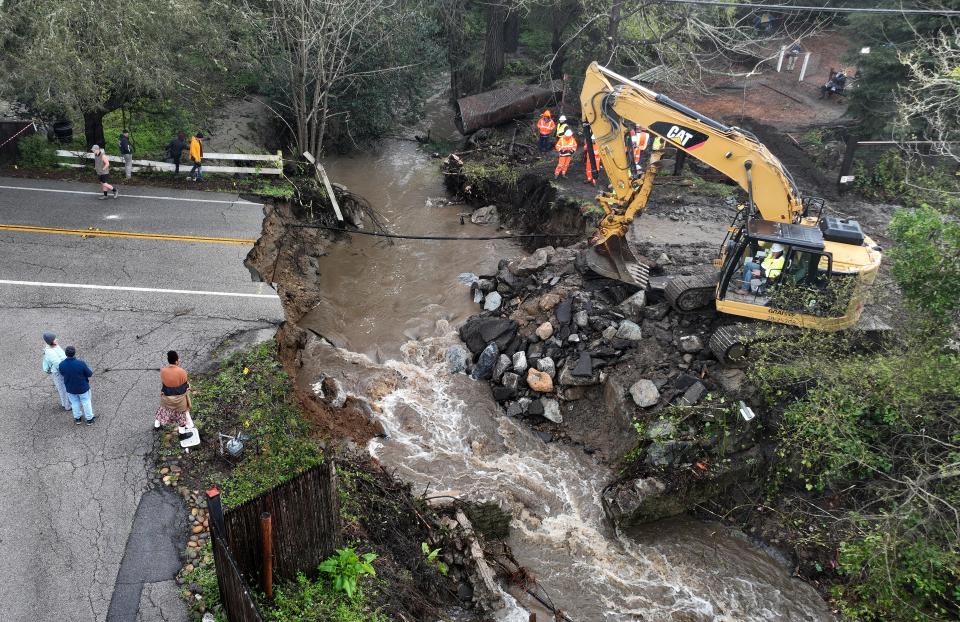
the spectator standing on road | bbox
[189,132,204,181]
[59,346,95,425]
[166,131,187,174]
[155,350,194,430]
[91,145,119,200]
[41,332,71,412]
[119,129,133,179]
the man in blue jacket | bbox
[59,346,95,425]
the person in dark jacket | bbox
[58,346,95,425]
[119,129,133,179]
[166,131,187,175]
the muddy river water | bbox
[299,92,832,621]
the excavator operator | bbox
[737,244,785,294]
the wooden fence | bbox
[209,526,265,622]
[207,461,341,620]
[224,461,341,590]
[55,149,283,175]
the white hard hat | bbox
[564,129,573,137]
[591,134,596,140]
[771,243,785,253]
[558,115,567,122]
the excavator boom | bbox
[582,62,805,224]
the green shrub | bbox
[318,548,378,600]
[101,104,196,160]
[887,204,960,322]
[17,133,59,168]
[264,571,386,622]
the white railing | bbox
[55,149,283,175]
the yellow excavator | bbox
[579,63,883,363]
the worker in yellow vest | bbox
[554,129,577,179]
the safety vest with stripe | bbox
[556,122,569,138]
[555,135,577,156]
[762,253,785,279]
[537,116,556,136]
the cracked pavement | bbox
[0,178,282,621]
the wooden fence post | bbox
[261,512,273,600]
[207,487,226,537]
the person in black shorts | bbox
[91,145,118,199]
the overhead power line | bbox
[657,0,960,16]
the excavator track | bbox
[709,324,754,366]
[664,273,719,312]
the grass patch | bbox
[462,160,521,189]
[682,170,736,198]
[188,342,324,509]
[252,181,296,200]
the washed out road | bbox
[0,178,283,621]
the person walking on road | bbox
[41,332,71,412]
[536,110,556,153]
[189,132,204,181]
[91,145,119,199]
[554,128,577,179]
[59,346,95,425]
[155,350,195,430]
[166,131,187,174]
[119,129,133,179]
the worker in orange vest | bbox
[554,128,577,178]
[585,134,602,185]
[631,127,650,176]
[536,110,556,152]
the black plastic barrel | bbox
[52,120,73,143]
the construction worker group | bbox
[536,109,663,185]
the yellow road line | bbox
[0,223,256,245]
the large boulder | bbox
[459,316,518,355]
[470,343,499,380]
[470,205,499,225]
[445,345,469,374]
[618,290,646,320]
[629,379,660,408]
[507,246,555,276]
[615,320,643,341]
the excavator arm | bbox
[580,62,805,275]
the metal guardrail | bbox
[55,149,283,175]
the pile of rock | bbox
[454,243,755,474]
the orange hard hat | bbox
[543,110,552,117]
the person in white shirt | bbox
[41,332,71,411]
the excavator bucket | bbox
[583,235,651,288]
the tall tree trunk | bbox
[550,10,567,80]
[504,11,521,53]
[440,0,470,99]
[606,0,623,59]
[482,2,507,89]
[83,110,105,149]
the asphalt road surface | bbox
[0,177,283,621]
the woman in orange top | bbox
[155,350,194,429]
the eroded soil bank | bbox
[244,168,835,619]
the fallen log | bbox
[455,83,561,134]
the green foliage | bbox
[101,105,195,160]
[0,0,241,125]
[318,548,378,600]
[16,134,58,168]
[253,182,296,200]
[834,516,960,621]
[843,1,960,137]
[189,343,324,509]
[421,542,448,576]
[887,204,960,321]
[265,571,386,622]
[683,172,735,198]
